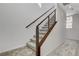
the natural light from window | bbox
[66,16,73,28]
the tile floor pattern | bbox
[48,39,79,56]
[0,46,35,56]
[0,39,79,56]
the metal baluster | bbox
[48,16,50,30]
[36,26,40,56]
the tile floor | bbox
[0,46,35,56]
[48,39,79,56]
[1,39,79,56]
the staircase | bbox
[0,7,56,56]
[0,17,56,56]
[27,21,52,51]
[27,12,57,56]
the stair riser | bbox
[27,43,36,51]
[39,29,48,31]
[31,37,42,42]
[42,27,48,29]
[31,39,36,42]
[39,33,46,35]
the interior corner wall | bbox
[41,4,66,56]
[66,14,79,40]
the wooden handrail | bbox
[36,9,56,56]
[25,6,54,28]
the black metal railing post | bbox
[54,13,56,22]
[48,16,50,30]
[36,26,40,56]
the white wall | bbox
[41,4,66,56]
[0,3,55,52]
[66,14,79,40]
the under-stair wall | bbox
[41,4,66,56]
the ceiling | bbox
[62,3,79,16]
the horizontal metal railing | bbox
[25,6,54,28]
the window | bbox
[66,16,73,28]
